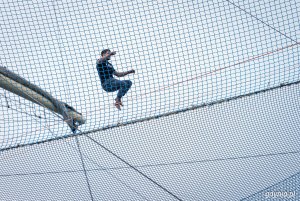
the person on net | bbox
[96,49,135,110]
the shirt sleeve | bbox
[96,58,103,64]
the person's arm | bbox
[114,69,135,77]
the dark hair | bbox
[101,49,111,56]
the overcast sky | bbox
[0,0,299,147]
[0,0,299,200]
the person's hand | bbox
[129,69,135,74]
[110,51,116,56]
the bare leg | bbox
[114,97,122,110]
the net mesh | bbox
[242,172,300,200]
[0,0,299,200]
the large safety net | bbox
[0,0,299,200]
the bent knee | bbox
[127,80,132,87]
[123,80,132,88]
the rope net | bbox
[0,0,299,200]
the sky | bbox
[1,83,300,200]
[0,0,299,147]
[0,0,299,200]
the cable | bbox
[0,57,299,141]
[75,136,95,201]
[0,92,58,121]
[224,0,298,43]
[3,105,299,200]
[30,116,151,201]
[1,78,300,152]
[72,136,151,201]
[2,149,299,177]
[51,0,72,104]
[2,40,298,143]
[84,42,299,120]
[0,93,42,119]
[85,134,184,201]
[0,103,42,120]
[140,42,299,97]
[4,90,9,108]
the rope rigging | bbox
[0,0,299,200]
[0,43,300,146]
